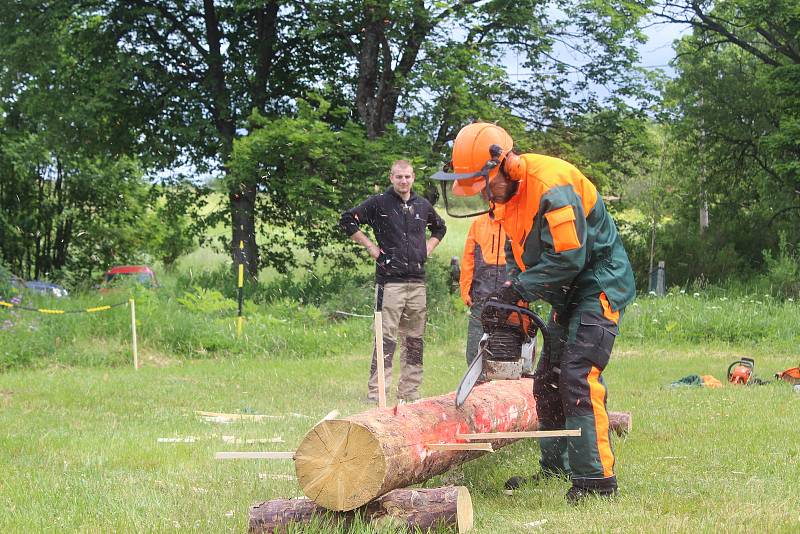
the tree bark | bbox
[230,182,259,277]
[202,0,260,277]
[249,486,473,534]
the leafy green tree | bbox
[309,0,654,142]
[97,0,329,277]
[656,0,800,278]
[229,97,411,272]
[149,182,205,271]
[0,2,166,281]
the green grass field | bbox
[2,212,800,532]
[2,291,800,532]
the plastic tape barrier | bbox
[0,300,127,315]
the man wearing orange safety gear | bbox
[448,122,636,503]
[459,212,509,365]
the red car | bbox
[102,265,159,289]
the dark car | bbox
[25,280,69,298]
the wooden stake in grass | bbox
[456,429,581,440]
[374,284,386,408]
[237,240,245,337]
[426,443,494,452]
[129,298,138,370]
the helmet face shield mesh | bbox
[429,170,490,218]
[432,122,514,217]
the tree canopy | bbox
[1,0,797,291]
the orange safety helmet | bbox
[451,123,514,197]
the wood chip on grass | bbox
[222,435,284,444]
[258,473,296,481]
[215,451,295,460]
[196,410,310,423]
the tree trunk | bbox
[202,0,259,276]
[230,181,259,277]
[354,1,430,139]
[355,4,386,139]
[249,486,473,534]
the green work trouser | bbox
[533,293,622,491]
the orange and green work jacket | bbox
[495,153,636,315]
[459,213,508,306]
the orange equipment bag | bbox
[775,367,800,385]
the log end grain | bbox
[456,485,474,532]
[294,419,386,511]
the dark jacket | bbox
[340,187,447,284]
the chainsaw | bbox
[727,358,755,385]
[455,300,550,408]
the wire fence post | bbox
[130,298,139,369]
[237,240,244,337]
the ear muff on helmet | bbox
[451,123,514,197]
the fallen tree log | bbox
[295,378,632,510]
[249,486,473,533]
[295,379,537,510]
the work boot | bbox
[565,485,618,504]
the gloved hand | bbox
[482,283,525,324]
[488,283,523,305]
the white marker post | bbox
[375,284,386,408]
[130,298,138,369]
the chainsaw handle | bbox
[482,301,551,348]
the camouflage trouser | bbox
[533,292,623,491]
[368,281,426,401]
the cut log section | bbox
[295,379,539,511]
[249,486,472,534]
[609,411,632,436]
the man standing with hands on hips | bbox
[439,123,635,503]
[340,160,447,403]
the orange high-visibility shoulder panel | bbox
[544,206,581,253]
